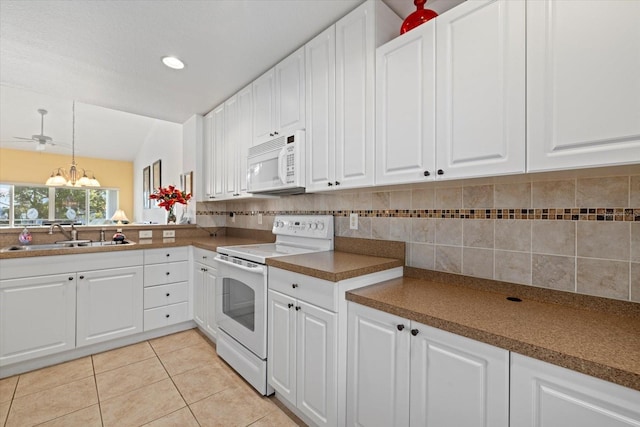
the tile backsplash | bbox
[197,169,640,303]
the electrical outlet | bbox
[258,213,263,225]
[163,230,175,238]
[139,230,152,239]
[350,213,358,230]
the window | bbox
[0,183,119,228]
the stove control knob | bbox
[275,221,283,228]
[310,222,317,230]
[317,221,325,231]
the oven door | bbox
[215,254,267,359]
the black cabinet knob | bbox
[292,284,298,288]
[424,170,430,177]
[68,277,74,281]
[288,303,294,308]
[327,182,333,186]
[274,131,279,135]
[165,314,170,318]
[269,133,274,137]
[335,181,340,186]
[166,272,170,276]
[295,306,301,311]
[437,169,444,175]
[166,293,170,297]
[397,324,405,331]
[203,256,207,259]
[411,329,419,336]
[79,275,85,279]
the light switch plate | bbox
[163,230,175,238]
[350,213,358,230]
[139,230,153,239]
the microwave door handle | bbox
[277,147,288,185]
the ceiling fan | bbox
[2,108,69,151]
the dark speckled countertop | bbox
[347,276,640,392]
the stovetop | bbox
[217,215,334,264]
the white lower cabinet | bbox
[0,273,76,365]
[143,247,190,332]
[347,302,509,427]
[268,289,337,426]
[510,353,640,427]
[76,266,144,347]
[192,247,218,341]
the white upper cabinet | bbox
[527,0,640,171]
[236,85,253,194]
[306,25,336,192]
[375,19,436,185]
[436,0,526,180]
[223,95,239,198]
[211,104,225,199]
[200,112,214,200]
[308,0,401,192]
[253,47,305,146]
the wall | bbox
[133,120,183,224]
[197,165,640,303]
[0,148,133,216]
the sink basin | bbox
[0,240,136,253]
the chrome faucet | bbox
[48,223,77,241]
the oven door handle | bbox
[215,255,266,274]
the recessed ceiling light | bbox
[162,56,185,70]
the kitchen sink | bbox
[0,240,136,253]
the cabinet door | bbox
[305,25,336,192]
[253,68,275,145]
[224,95,239,198]
[276,46,305,136]
[527,0,640,171]
[410,322,509,427]
[237,84,253,195]
[347,302,410,427]
[511,353,640,427]
[267,289,297,404]
[297,300,337,427]
[203,267,218,339]
[336,1,375,189]
[201,112,215,200]
[193,263,205,327]
[76,266,143,347]
[0,274,76,365]
[375,20,436,186]
[436,0,525,180]
[211,104,225,199]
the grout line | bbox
[89,355,105,426]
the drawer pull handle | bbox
[165,314,170,318]
[288,303,294,309]
[397,324,405,331]
[203,256,207,259]
[411,329,419,336]
[166,293,170,297]
[292,284,298,289]
[295,306,301,311]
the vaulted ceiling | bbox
[0,0,462,161]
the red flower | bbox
[150,185,192,211]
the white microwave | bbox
[247,130,305,195]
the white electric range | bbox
[214,215,334,395]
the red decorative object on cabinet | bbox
[400,0,438,34]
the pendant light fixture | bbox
[45,101,101,187]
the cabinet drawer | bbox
[192,247,218,269]
[144,246,189,264]
[144,302,189,331]
[144,261,188,287]
[144,282,188,309]
[269,267,337,312]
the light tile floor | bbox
[0,329,304,426]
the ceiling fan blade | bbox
[12,136,35,141]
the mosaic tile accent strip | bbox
[197,208,640,221]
